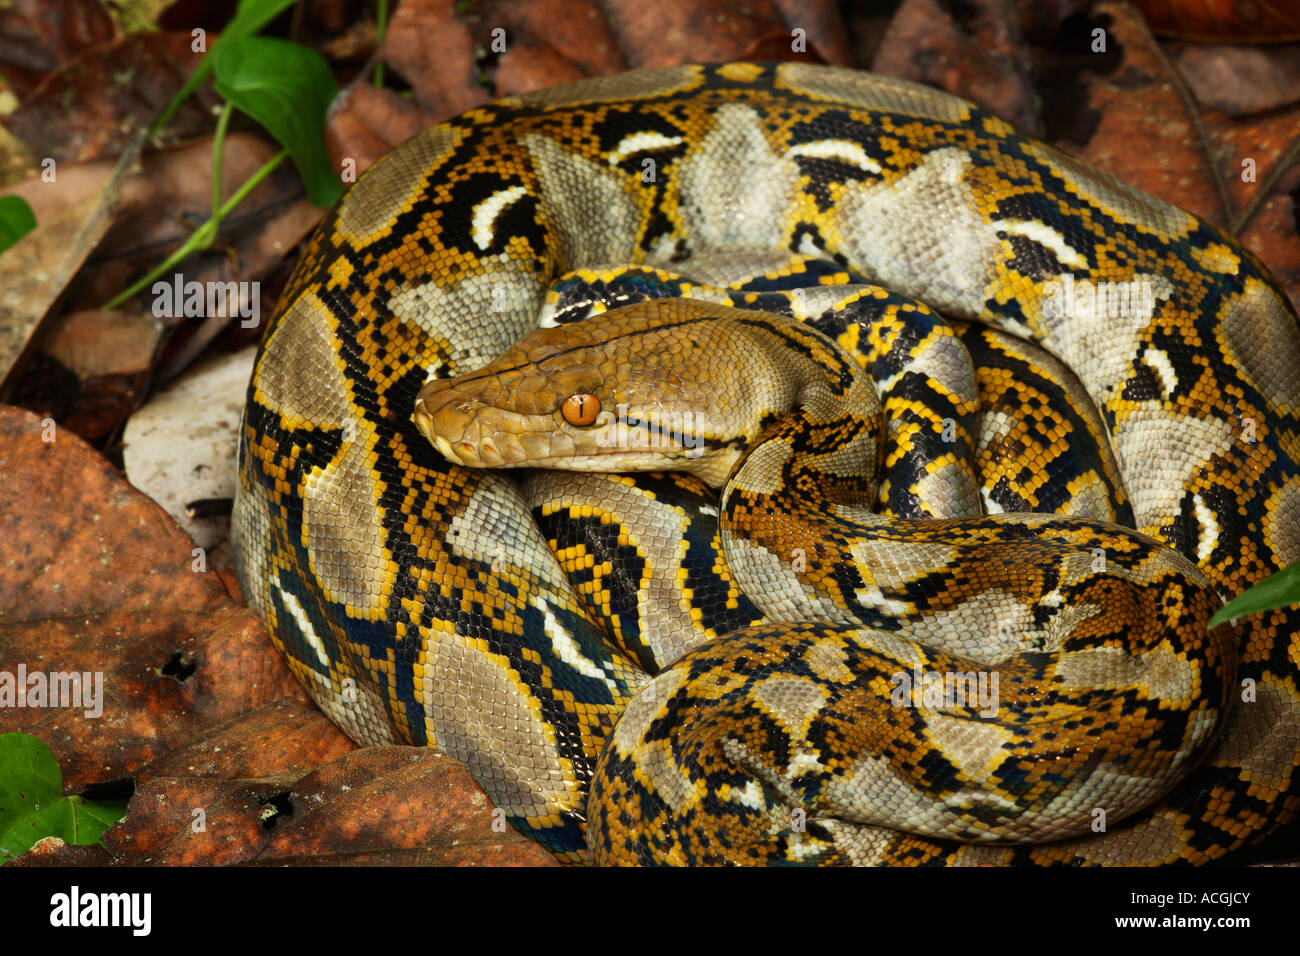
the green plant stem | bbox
[103,149,288,310]
[211,102,234,218]
[374,0,389,87]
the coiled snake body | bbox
[234,62,1300,864]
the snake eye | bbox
[561,393,601,426]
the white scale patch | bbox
[729,779,766,810]
[471,185,529,251]
[788,752,825,776]
[994,219,1088,269]
[981,495,1006,514]
[725,537,853,625]
[524,132,641,266]
[786,139,883,173]
[1193,493,1220,563]
[446,475,572,597]
[1054,643,1197,702]
[1114,408,1234,532]
[835,147,1001,319]
[1141,347,1179,398]
[391,255,542,369]
[850,583,912,618]
[1039,271,1173,410]
[907,589,1037,665]
[678,104,802,249]
[607,131,683,164]
[277,583,331,668]
[532,595,624,696]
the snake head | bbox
[412,299,792,485]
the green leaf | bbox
[150,0,299,135]
[212,35,343,207]
[1209,560,1300,628]
[0,733,127,864]
[0,195,36,253]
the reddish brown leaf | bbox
[0,404,301,789]
[374,0,489,121]
[494,34,593,95]
[12,749,557,866]
[0,404,556,865]
[1134,0,1300,41]
[1065,1,1228,225]
[599,0,784,69]
[0,0,116,99]
[489,0,628,77]
[1204,108,1300,226]
[325,81,431,175]
[740,33,831,65]
[3,31,209,165]
[1172,42,1300,117]
[255,748,560,866]
[770,0,855,65]
[872,0,1045,137]
[10,310,161,442]
[1235,159,1300,313]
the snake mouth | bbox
[413,397,520,468]
[415,394,716,474]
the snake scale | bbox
[233,61,1300,865]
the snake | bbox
[233,61,1300,865]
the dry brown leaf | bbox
[1134,0,1300,41]
[12,749,558,866]
[325,83,426,178]
[0,0,116,100]
[0,403,557,865]
[873,0,1045,137]
[1173,43,1300,117]
[1065,1,1228,225]
[10,309,163,442]
[373,0,490,122]
[0,404,303,788]
[39,309,160,379]
[327,0,856,177]
[0,128,143,400]
[3,31,210,165]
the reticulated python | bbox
[233,62,1300,865]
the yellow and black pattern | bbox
[416,298,1236,862]
[524,468,763,673]
[235,61,1300,864]
[954,319,1134,524]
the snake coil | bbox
[235,62,1300,865]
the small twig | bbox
[1231,136,1300,235]
[211,102,233,219]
